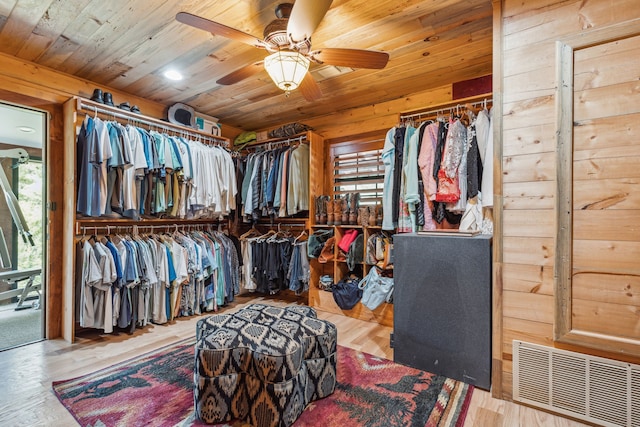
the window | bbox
[329,134,384,206]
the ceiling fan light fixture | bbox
[264,50,310,92]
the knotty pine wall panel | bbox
[502,181,555,210]
[502,210,555,238]
[502,237,554,266]
[573,178,640,211]
[502,264,554,297]
[498,0,640,399]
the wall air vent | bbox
[311,65,354,81]
[513,340,639,427]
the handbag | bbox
[318,275,333,291]
[338,229,359,253]
[358,267,394,311]
[308,229,333,258]
[346,234,364,271]
[318,236,336,263]
[331,276,362,310]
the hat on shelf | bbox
[118,102,131,111]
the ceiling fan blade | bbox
[287,0,333,43]
[310,48,389,69]
[299,72,322,101]
[176,12,267,49]
[217,61,264,85]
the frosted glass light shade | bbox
[264,50,310,92]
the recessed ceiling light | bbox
[164,69,183,81]
[17,126,35,133]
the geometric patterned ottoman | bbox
[194,304,337,427]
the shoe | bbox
[326,199,334,226]
[118,101,131,111]
[90,88,104,103]
[376,204,383,226]
[340,195,349,225]
[130,105,141,114]
[103,92,114,106]
[368,206,377,226]
[319,196,327,225]
[359,207,370,227]
[333,198,343,226]
[349,193,359,225]
[101,211,122,219]
[314,196,321,224]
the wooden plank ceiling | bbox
[0,0,493,131]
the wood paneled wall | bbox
[497,0,640,400]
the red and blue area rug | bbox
[52,339,473,426]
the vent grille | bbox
[513,341,639,427]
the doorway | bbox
[0,102,47,351]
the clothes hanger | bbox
[294,229,307,243]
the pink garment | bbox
[418,122,439,200]
[417,123,439,231]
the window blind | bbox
[332,147,383,206]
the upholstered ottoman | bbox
[194,304,337,427]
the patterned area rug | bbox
[52,339,473,427]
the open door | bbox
[0,102,46,351]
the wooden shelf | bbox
[308,224,393,327]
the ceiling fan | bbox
[176,0,389,101]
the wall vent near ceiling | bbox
[311,65,354,81]
[513,340,640,427]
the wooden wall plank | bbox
[573,239,640,271]
[503,181,555,210]
[503,237,555,266]
[574,35,640,91]
[503,291,554,324]
[502,66,555,104]
[574,113,640,151]
[503,316,555,355]
[503,95,555,130]
[503,123,556,156]
[572,298,640,339]
[573,272,640,306]
[502,263,554,295]
[503,210,555,237]
[574,211,640,241]
[574,80,640,122]
[573,178,640,211]
[503,42,555,77]
[502,152,555,183]
[574,143,640,162]
[573,155,640,180]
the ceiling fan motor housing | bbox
[264,3,311,53]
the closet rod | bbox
[244,134,307,151]
[76,221,223,235]
[399,97,493,122]
[76,97,229,147]
[254,220,307,228]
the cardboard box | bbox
[195,113,220,136]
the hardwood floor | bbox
[0,295,590,427]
